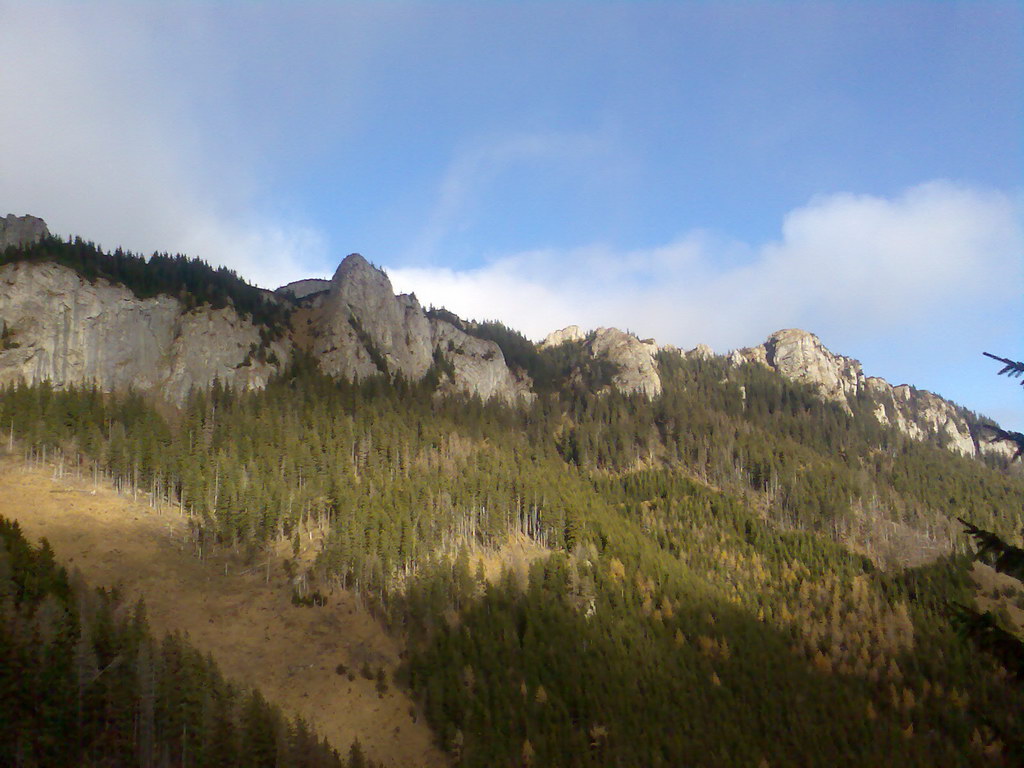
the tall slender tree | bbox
[957,352,1024,674]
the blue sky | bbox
[1,2,1021,425]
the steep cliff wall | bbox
[0,241,530,405]
[0,214,49,250]
[303,254,531,403]
[430,319,534,402]
[541,326,662,398]
[729,329,1004,458]
[0,261,285,403]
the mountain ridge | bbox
[4,215,1024,764]
[0,213,1007,462]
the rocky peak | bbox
[729,329,864,411]
[1,214,49,250]
[763,328,865,405]
[729,328,998,458]
[275,278,331,301]
[685,344,714,360]
[542,325,661,399]
[540,325,585,349]
[302,254,530,403]
[332,252,383,287]
[589,328,662,398]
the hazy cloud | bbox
[388,180,1022,351]
[0,4,324,289]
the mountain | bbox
[730,328,1009,460]
[0,214,1005,461]
[295,252,532,403]
[3,213,1024,766]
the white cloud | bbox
[388,180,1023,352]
[0,4,324,289]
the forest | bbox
[0,236,291,335]
[0,515,377,767]
[2,249,1024,765]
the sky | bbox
[1,1,1021,426]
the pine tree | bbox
[952,352,1024,765]
[956,351,1024,674]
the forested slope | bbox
[1,235,290,334]
[0,514,380,768]
[3,335,1023,765]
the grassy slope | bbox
[0,452,447,768]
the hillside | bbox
[2,217,1024,765]
[0,477,357,767]
[1,213,1007,463]
[0,453,444,767]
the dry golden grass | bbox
[468,532,551,587]
[971,561,1024,633]
[0,453,448,768]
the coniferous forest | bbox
[0,515,375,768]
[2,246,1024,766]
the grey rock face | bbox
[0,261,285,403]
[730,328,998,458]
[0,214,49,250]
[729,329,864,412]
[430,320,533,403]
[542,325,662,398]
[589,328,662,398]
[539,325,585,349]
[311,254,434,382]
[166,306,289,401]
[685,344,714,361]
[308,253,530,403]
[770,329,864,407]
[276,278,331,301]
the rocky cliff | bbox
[0,213,1009,454]
[729,329,864,410]
[299,254,531,403]
[541,326,662,398]
[0,261,286,403]
[729,328,1001,458]
[276,278,331,301]
[1,214,49,251]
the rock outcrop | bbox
[0,261,286,403]
[729,328,1001,458]
[540,325,585,349]
[685,344,714,361]
[276,278,331,301]
[304,254,531,403]
[542,325,662,398]
[866,379,982,458]
[430,319,533,402]
[0,214,49,250]
[310,254,434,382]
[730,329,864,411]
[590,328,662,398]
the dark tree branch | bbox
[984,352,1024,384]
[958,517,1024,581]
[979,424,1024,461]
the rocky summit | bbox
[0,213,1007,460]
[0,214,49,251]
[543,326,662,399]
[297,253,532,403]
[729,328,1004,459]
[0,260,287,404]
